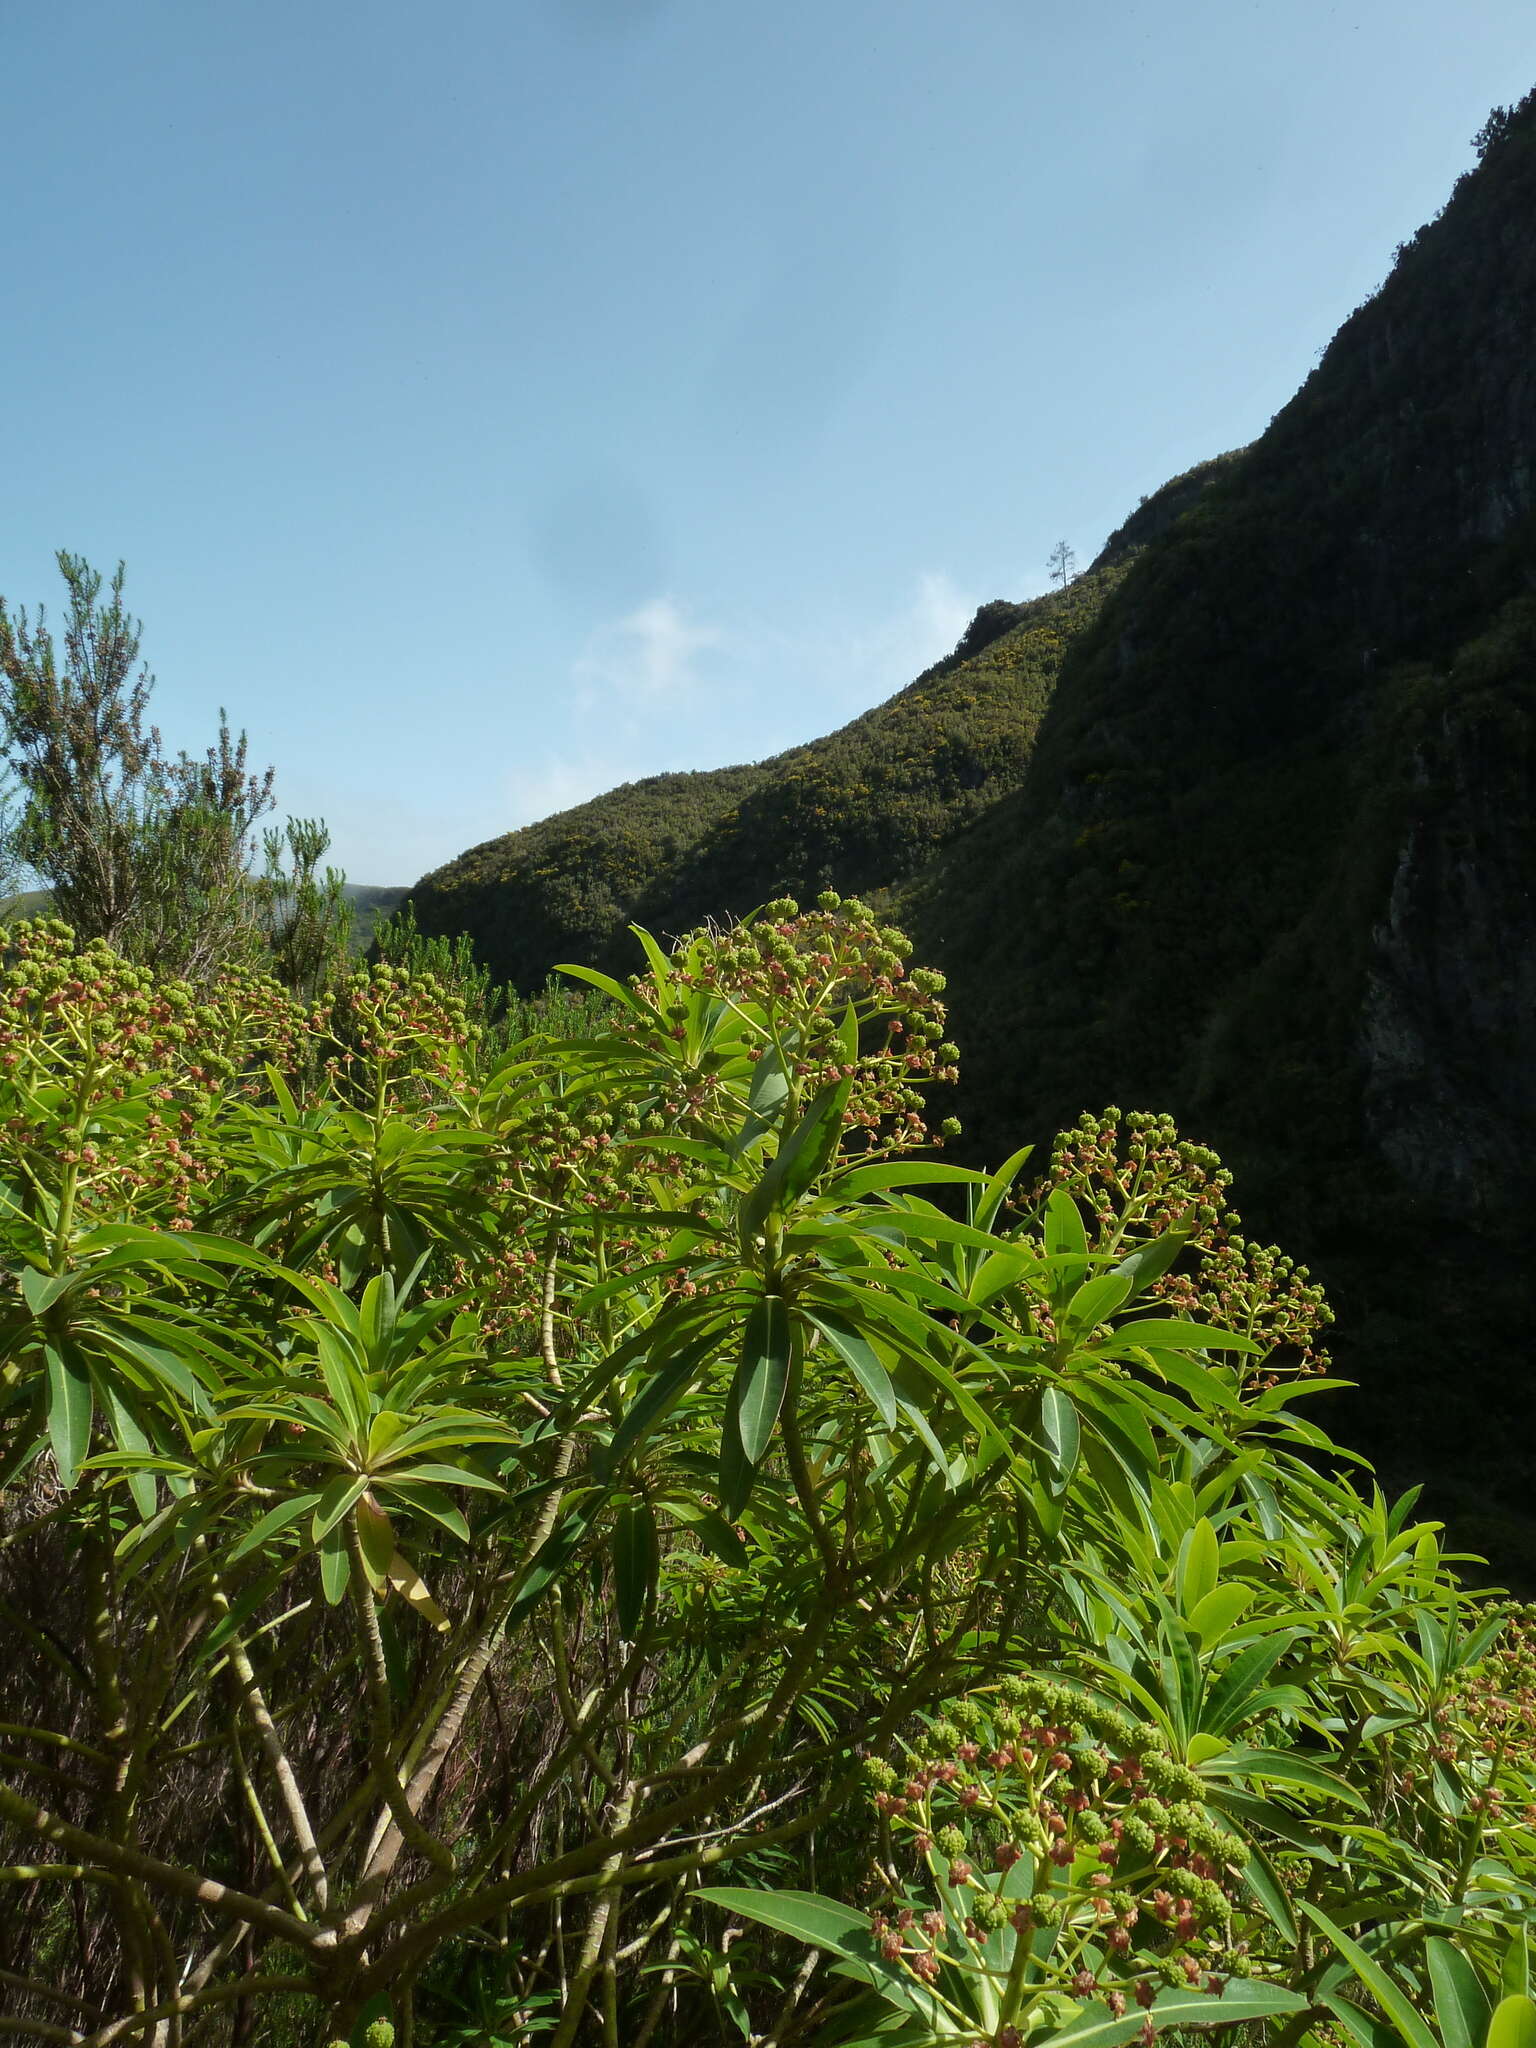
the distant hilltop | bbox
[5,881,409,955]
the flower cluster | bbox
[861,1679,1258,2044]
[1436,1611,1536,1839]
[459,1088,655,1346]
[0,919,304,1228]
[312,960,476,1104]
[1038,1109,1332,1380]
[628,895,960,1156]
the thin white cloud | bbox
[503,752,645,827]
[500,573,980,835]
[573,595,723,704]
[766,569,977,727]
[852,569,974,688]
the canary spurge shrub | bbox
[0,900,1531,2048]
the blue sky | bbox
[3,0,1532,882]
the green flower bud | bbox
[972,1891,1010,1931]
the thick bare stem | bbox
[203,1565,330,1914]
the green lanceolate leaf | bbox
[612,1494,659,1638]
[1044,1187,1089,1294]
[1180,1517,1220,1610]
[1203,1632,1301,1736]
[1502,1937,1532,2003]
[1111,1216,1193,1297]
[804,1306,897,1428]
[318,1523,351,1605]
[99,1381,156,1520]
[1039,1385,1080,1493]
[508,1494,605,1621]
[736,1046,791,1153]
[692,1888,873,1962]
[20,1266,76,1317]
[1062,1267,1135,1336]
[45,1342,93,1489]
[1216,1748,1369,1809]
[1302,1904,1440,2048]
[1187,1582,1255,1640]
[628,924,676,1007]
[312,1473,370,1542]
[1426,1935,1493,2048]
[1110,1318,1263,1355]
[1488,1997,1536,2048]
[1043,1979,1308,2048]
[742,1078,852,1236]
[1241,1836,1298,1941]
[354,1494,398,1587]
[555,961,647,1012]
[603,1326,724,1472]
[228,1491,325,1563]
[728,1292,792,1465]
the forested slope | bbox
[405,564,1131,985]
[905,93,1536,1556]
[408,92,1536,1562]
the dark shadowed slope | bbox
[906,93,1536,1562]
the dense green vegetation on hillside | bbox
[407,92,1536,1569]
[406,566,1125,986]
[905,93,1536,1559]
[407,760,765,986]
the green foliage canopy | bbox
[0,903,1530,2047]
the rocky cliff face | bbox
[1360,680,1536,1216]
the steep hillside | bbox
[404,563,1129,985]
[407,92,1536,1562]
[905,92,1536,1559]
